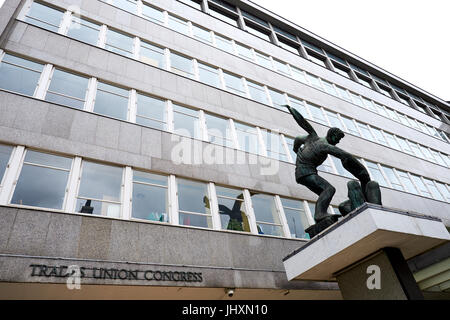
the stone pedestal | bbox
[283,204,450,300]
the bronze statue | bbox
[284,105,381,237]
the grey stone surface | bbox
[0,207,17,251]
[41,105,75,139]
[77,216,112,260]
[44,212,82,257]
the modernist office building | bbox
[0,0,448,299]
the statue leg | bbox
[300,174,336,223]
[365,180,382,205]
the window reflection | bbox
[250,193,283,236]
[0,54,44,96]
[216,186,250,232]
[280,197,309,239]
[177,179,212,228]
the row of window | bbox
[2,50,449,171]
[0,145,449,241]
[20,0,450,146]
[0,144,336,239]
[178,0,450,123]
[1,49,450,203]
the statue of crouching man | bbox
[284,104,382,238]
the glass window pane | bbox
[223,72,245,96]
[11,151,71,209]
[114,0,137,13]
[386,108,399,122]
[76,199,121,217]
[288,96,309,119]
[326,51,346,65]
[78,161,122,203]
[136,93,166,130]
[301,40,322,54]
[94,82,129,120]
[170,52,194,78]
[192,25,212,44]
[322,80,338,96]
[177,178,210,215]
[247,81,268,105]
[380,166,404,191]
[214,34,234,53]
[247,24,271,41]
[307,103,327,125]
[422,178,444,201]
[396,137,413,155]
[279,39,299,54]
[234,122,261,155]
[105,29,134,57]
[397,171,418,194]
[384,132,401,151]
[255,52,272,69]
[284,136,296,163]
[140,41,165,68]
[308,54,326,67]
[0,54,43,96]
[371,128,388,145]
[216,186,250,232]
[330,155,353,178]
[242,10,268,27]
[198,62,220,88]
[430,150,446,167]
[132,171,168,222]
[336,86,352,102]
[291,67,308,84]
[409,142,424,158]
[325,111,344,131]
[334,65,350,78]
[280,198,309,239]
[357,76,373,89]
[341,117,359,136]
[273,26,297,41]
[209,7,238,27]
[361,97,377,112]
[46,69,89,109]
[142,3,164,24]
[24,2,64,32]
[261,131,287,161]
[350,93,364,107]
[67,17,100,46]
[205,113,233,147]
[251,194,283,236]
[0,145,13,183]
[168,15,189,34]
[410,175,431,198]
[306,73,323,90]
[236,43,254,61]
[179,0,202,10]
[435,182,450,202]
[268,88,286,110]
[357,123,375,142]
[173,104,201,139]
[273,59,290,76]
[365,161,388,187]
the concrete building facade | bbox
[0,0,448,299]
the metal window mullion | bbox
[263,86,273,106]
[121,166,133,220]
[275,195,290,238]
[352,119,364,137]
[376,163,391,189]
[166,175,177,225]
[0,146,25,205]
[335,113,347,132]
[133,37,140,59]
[198,109,208,141]
[256,127,268,157]
[192,58,200,81]
[406,172,421,195]
[241,77,251,99]
[303,200,315,226]
[392,168,407,192]
[243,189,258,234]
[419,176,433,198]
[98,25,107,48]
[64,156,82,213]
[431,180,447,200]
[137,0,143,16]
[129,89,137,123]
[228,119,239,149]
[280,134,293,163]
[85,77,98,112]
[366,125,379,142]
[302,100,313,119]
[235,6,246,30]
[187,20,193,37]
[165,48,171,71]
[34,64,53,99]
[208,182,221,230]
[59,11,72,35]
[166,100,174,132]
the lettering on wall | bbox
[29,264,203,282]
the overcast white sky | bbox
[252,0,449,102]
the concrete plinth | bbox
[283,204,450,300]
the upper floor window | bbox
[179,0,202,10]
[204,113,233,147]
[46,69,89,110]
[177,179,212,228]
[192,25,213,44]
[214,34,234,53]
[234,122,261,155]
[168,14,189,35]
[142,3,165,24]
[172,104,202,139]
[251,194,283,237]
[380,165,404,191]
[246,23,271,41]
[0,145,13,185]
[365,160,388,187]
[0,53,44,96]
[105,28,134,57]
[197,62,220,88]
[280,197,309,239]
[132,170,169,222]
[208,6,238,27]
[76,161,123,217]
[268,88,286,110]
[136,93,167,130]
[67,17,101,46]
[222,71,246,96]
[94,82,129,120]
[24,1,63,32]
[170,52,195,78]
[235,43,254,61]
[279,39,299,54]
[11,151,72,209]
[241,10,269,27]
[284,136,296,163]
[261,130,288,162]
[114,0,138,14]
[216,186,250,232]
[247,80,268,105]
[140,41,166,68]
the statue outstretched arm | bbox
[326,145,370,183]
[283,105,317,136]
